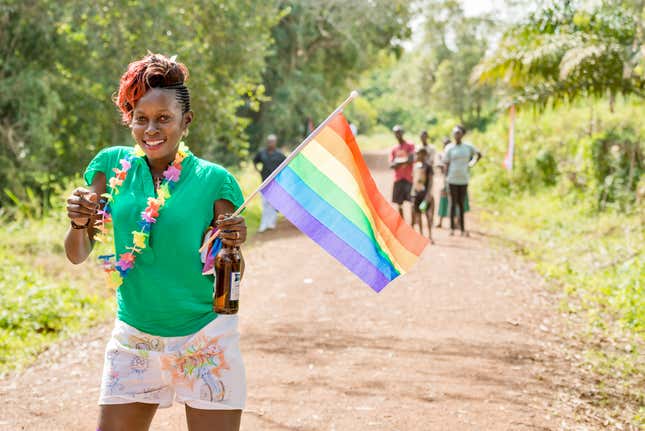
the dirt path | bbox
[0,152,582,430]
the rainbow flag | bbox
[261,113,429,292]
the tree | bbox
[0,0,281,208]
[419,0,495,125]
[247,0,412,148]
[472,0,645,109]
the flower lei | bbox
[95,142,190,289]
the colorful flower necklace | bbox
[95,142,190,289]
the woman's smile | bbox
[142,137,166,150]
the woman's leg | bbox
[185,406,242,431]
[457,185,467,233]
[98,403,159,431]
[448,184,458,232]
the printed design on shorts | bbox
[129,354,150,375]
[103,370,124,395]
[102,348,125,395]
[119,333,164,352]
[106,348,120,366]
[160,334,229,402]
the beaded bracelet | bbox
[71,219,91,230]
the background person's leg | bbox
[259,195,272,232]
[426,197,434,241]
[462,185,469,233]
[265,199,278,229]
[449,184,458,231]
[98,403,159,431]
[411,209,418,232]
[392,180,404,218]
[185,406,242,431]
[457,185,467,233]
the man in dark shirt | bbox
[253,134,286,232]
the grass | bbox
[232,162,262,234]
[473,185,644,426]
[476,187,643,336]
[0,209,113,375]
[0,164,264,375]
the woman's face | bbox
[452,128,464,142]
[130,88,192,162]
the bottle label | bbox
[230,272,241,301]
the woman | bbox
[64,53,247,431]
[444,125,481,236]
[436,137,471,228]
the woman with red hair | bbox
[64,53,247,431]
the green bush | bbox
[0,253,112,372]
[345,97,379,135]
[535,149,558,186]
[590,129,643,209]
[468,99,643,210]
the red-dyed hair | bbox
[114,53,190,124]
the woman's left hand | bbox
[217,214,247,246]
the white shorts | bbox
[99,315,246,410]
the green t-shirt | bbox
[84,146,244,337]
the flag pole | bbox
[231,90,359,218]
[200,90,359,253]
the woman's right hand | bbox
[66,187,99,226]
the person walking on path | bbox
[389,125,415,220]
[444,125,481,236]
[253,134,286,232]
[64,53,248,431]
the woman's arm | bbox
[469,149,483,167]
[64,173,107,264]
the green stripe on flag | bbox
[289,153,400,272]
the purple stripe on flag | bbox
[262,180,392,292]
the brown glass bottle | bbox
[214,244,241,314]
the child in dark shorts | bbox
[411,148,434,242]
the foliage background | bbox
[1,0,643,425]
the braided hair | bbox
[115,53,191,124]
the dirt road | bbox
[1,152,579,430]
